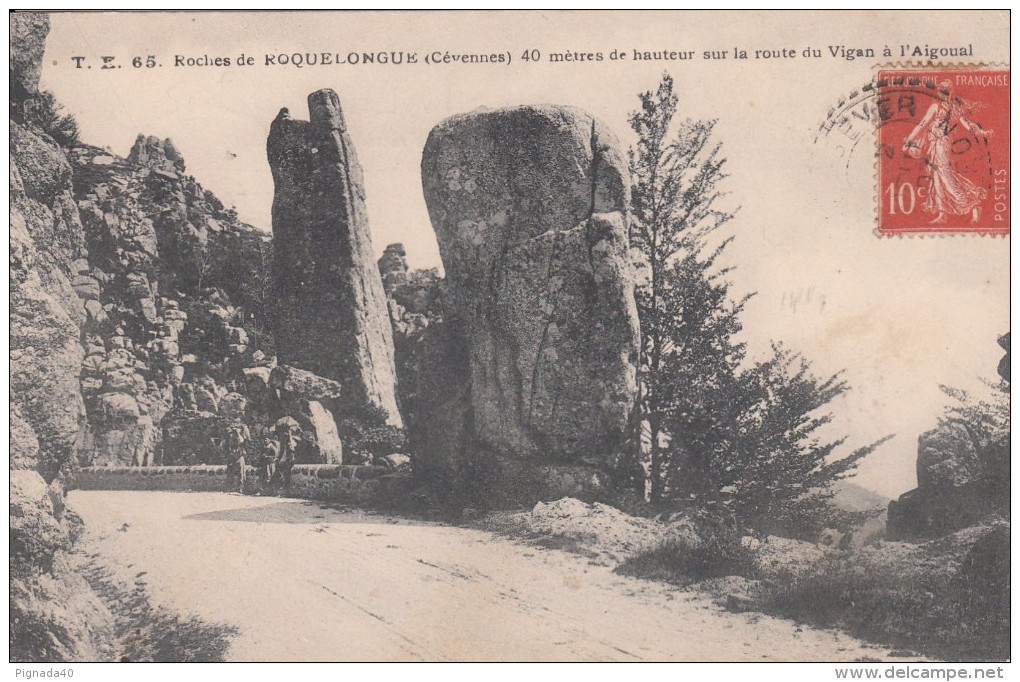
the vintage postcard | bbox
[9,10,1010,669]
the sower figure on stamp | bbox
[902,79,993,224]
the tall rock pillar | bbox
[267,89,402,427]
[419,105,640,494]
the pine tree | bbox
[628,74,886,535]
[627,73,735,501]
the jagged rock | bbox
[243,366,272,388]
[151,337,179,358]
[301,400,343,464]
[193,386,219,413]
[159,409,231,465]
[267,90,402,427]
[218,392,248,419]
[10,12,49,99]
[80,377,102,393]
[419,104,639,478]
[11,124,73,206]
[90,414,155,467]
[97,392,140,422]
[100,348,134,370]
[381,453,412,471]
[269,364,344,403]
[71,274,101,299]
[10,404,41,471]
[127,134,185,174]
[378,243,409,293]
[138,297,158,323]
[83,299,108,327]
[100,369,138,394]
[125,272,151,298]
[10,263,87,480]
[11,16,120,661]
[226,325,248,346]
[917,421,984,491]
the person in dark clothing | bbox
[226,422,251,493]
[257,436,279,495]
[274,421,299,490]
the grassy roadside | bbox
[616,520,1009,662]
[80,557,238,662]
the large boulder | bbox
[267,89,402,427]
[419,105,639,481]
[267,365,345,464]
[916,421,984,491]
[300,400,343,464]
[269,364,344,403]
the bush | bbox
[340,417,407,464]
[23,91,81,147]
[756,529,1009,662]
[616,512,757,586]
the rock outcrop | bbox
[267,90,402,428]
[377,245,443,433]
[268,364,345,463]
[418,105,639,495]
[10,11,49,98]
[127,134,185,174]
[887,335,1010,538]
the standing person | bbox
[226,421,251,493]
[274,418,299,490]
[257,435,279,495]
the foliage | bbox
[628,73,736,502]
[616,512,756,586]
[938,378,1010,444]
[340,416,407,464]
[757,525,1010,662]
[85,562,236,662]
[24,91,81,147]
[628,73,884,536]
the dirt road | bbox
[69,490,893,662]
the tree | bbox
[628,74,885,535]
[627,73,736,501]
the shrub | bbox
[24,91,81,147]
[340,417,407,464]
[756,529,1009,662]
[616,512,757,586]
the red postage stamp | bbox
[877,67,1009,235]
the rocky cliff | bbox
[418,105,640,499]
[267,90,402,428]
[10,12,113,661]
[10,15,370,659]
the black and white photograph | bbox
[8,9,1011,670]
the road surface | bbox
[69,490,894,662]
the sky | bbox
[40,10,1011,498]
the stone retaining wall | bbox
[74,465,235,492]
[71,464,412,507]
